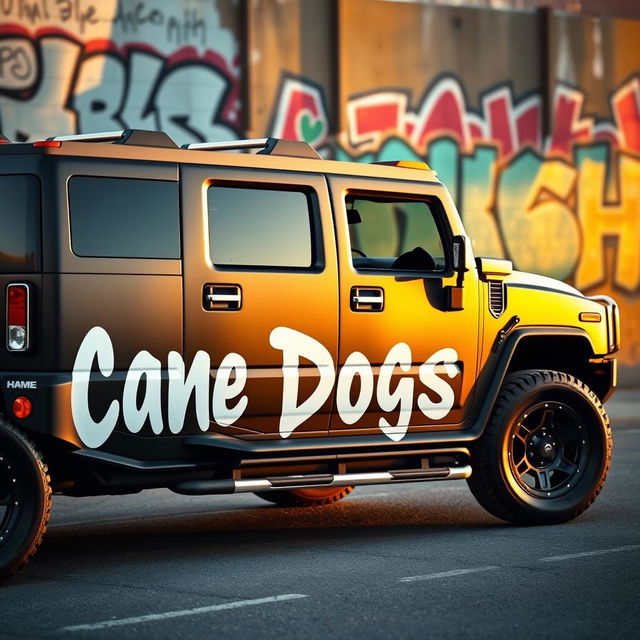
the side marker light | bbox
[579,312,601,323]
[13,396,32,419]
[33,140,62,148]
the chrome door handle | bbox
[350,287,384,312]
[352,295,384,305]
[203,284,242,311]
[207,293,241,303]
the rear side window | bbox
[69,177,180,259]
[0,174,41,272]
[207,185,314,268]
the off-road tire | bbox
[254,486,354,507]
[0,419,52,581]
[468,370,611,525]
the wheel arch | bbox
[505,332,614,402]
[471,327,610,440]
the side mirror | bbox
[452,235,466,273]
[444,235,467,312]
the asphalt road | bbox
[1,416,638,639]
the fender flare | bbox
[466,326,597,440]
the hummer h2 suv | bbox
[0,130,620,579]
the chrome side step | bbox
[171,465,472,496]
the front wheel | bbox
[0,420,51,581]
[468,370,611,525]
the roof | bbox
[0,130,442,184]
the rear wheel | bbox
[0,420,51,581]
[254,486,354,507]
[468,370,611,525]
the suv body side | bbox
[0,142,618,479]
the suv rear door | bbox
[181,166,338,440]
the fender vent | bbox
[488,280,506,317]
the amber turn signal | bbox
[579,312,601,323]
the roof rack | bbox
[48,129,178,149]
[182,137,321,160]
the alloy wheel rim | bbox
[508,401,589,499]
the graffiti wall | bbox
[262,0,640,385]
[269,70,640,380]
[0,0,241,144]
[1,0,639,382]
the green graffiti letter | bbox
[460,146,504,259]
[496,150,579,280]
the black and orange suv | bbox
[0,130,620,579]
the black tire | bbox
[0,420,51,581]
[254,486,354,507]
[468,370,611,525]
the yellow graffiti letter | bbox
[576,156,640,291]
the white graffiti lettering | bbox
[376,343,414,442]
[71,326,460,448]
[335,351,374,426]
[270,326,336,439]
[418,348,460,420]
[122,350,163,435]
[168,349,209,434]
[71,326,120,449]
[212,352,249,428]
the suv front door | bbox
[327,175,479,441]
[181,167,338,440]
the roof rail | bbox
[182,137,321,159]
[184,138,269,151]
[49,130,125,142]
[48,129,178,149]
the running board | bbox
[171,465,472,496]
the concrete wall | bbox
[1,0,639,384]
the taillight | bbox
[7,284,29,351]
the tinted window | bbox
[69,177,180,259]
[347,196,447,272]
[207,186,313,268]
[0,174,41,272]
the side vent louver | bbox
[488,280,506,318]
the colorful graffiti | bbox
[0,1,638,372]
[341,75,640,161]
[271,73,640,366]
[0,0,240,144]
[269,74,330,151]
